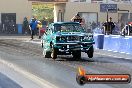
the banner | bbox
[100,4,117,13]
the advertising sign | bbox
[100,4,117,13]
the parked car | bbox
[41,22,95,60]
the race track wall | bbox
[94,34,132,54]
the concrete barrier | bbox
[93,34,132,54]
[127,38,132,54]
[120,37,132,54]
[97,34,104,49]
[93,34,98,49]
[103,35,110,50]
[110,36,121,51]
[93,34,104,49]
[119,37,128,53]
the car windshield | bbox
[54,24,84,32]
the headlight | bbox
[84,36,89,40]
[89,35,93,40]
[83,35,93,40]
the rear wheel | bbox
[51,47,58,60]
[72,50,81,60]
[87,46,94,58]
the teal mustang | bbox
[41,22,95,60]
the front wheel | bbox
[87,46,94,58]
[51,47,58,60]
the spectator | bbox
[91,21,97,30]
[121,22,132,36]
[37,21,42,39]
[71,13,82,23]
[103,17,115,35]
[42,17,48,29]
[22,17,29,35]
[30,17,38,40]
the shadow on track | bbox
[55,55,94,62]
[54,55,128,63]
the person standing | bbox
[91,21,97,30]
[30,18,38,40]
[103,17,115,35]
[71,13,85,28]
[22,17,29,35]
[121,22,132,36]
[71,13,82,23]
[37,21,42,39]
[42,17,47,29]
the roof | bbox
[52,22,80,25]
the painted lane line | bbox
[24,40,41,44]
[0,59,59,88]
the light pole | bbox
[105,9,109,35]
[106,8,115,34]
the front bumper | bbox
[55,42,95,45]
[54,42,95,53]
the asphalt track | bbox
[0,37,132,88]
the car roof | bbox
[52,22,80,25]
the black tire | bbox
[51,47,58,60]
[87,46,94,58]
[43,50,51,58]
[72,50,81,60]
[41,42,43,48]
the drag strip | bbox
[0,39,132,88]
